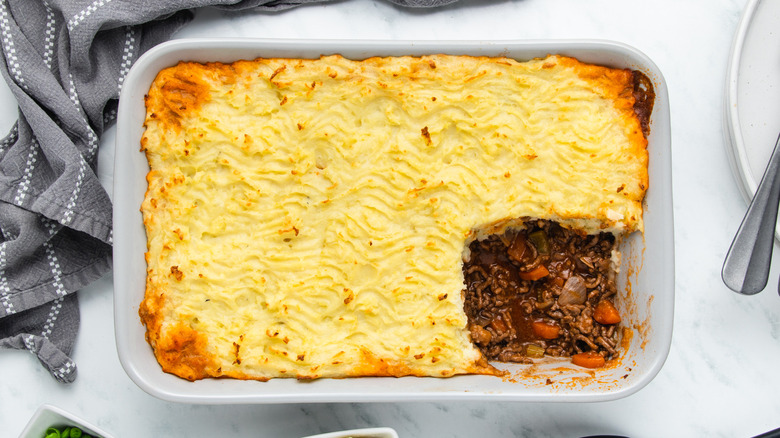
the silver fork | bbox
[722,132,780,295]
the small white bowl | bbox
[301,427,399,438]
[19,404,114,438]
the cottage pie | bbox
[139,54,652,381]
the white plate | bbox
[19,404,115,438]
[113,38,674,403]
[301,427,398,438]
[724,0,780,242]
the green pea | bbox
[44,425,92,438]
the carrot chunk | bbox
[593,299,621,325]
[532,320,561,340]
[572,352,606,368]
[518,265,549,281]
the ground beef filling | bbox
[463,220,622,368]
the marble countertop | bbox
[2,0,777,436]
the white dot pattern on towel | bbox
[42,3,56,70]
[52,359,75,382]
[0,0,26,91]
[103,107,117,125]
[117,26,136,94]
[14,139,38,206]
[67,72,80,108]
[41,297,63,338]
[67,0,113,31]
[43,219,67,298]
[0,242,14,315]
[66,72,100,162]
[62,159,86,226]
[23,333,35,351]
[0,123,17,155]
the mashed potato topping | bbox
[139,54,648,381]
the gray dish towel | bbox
[0,0,458,383]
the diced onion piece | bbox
[558,275,587,305]
[498,231,514,247]
[526,344,545,358]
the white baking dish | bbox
[113,38,674,403]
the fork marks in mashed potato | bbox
[140,54,648,381]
